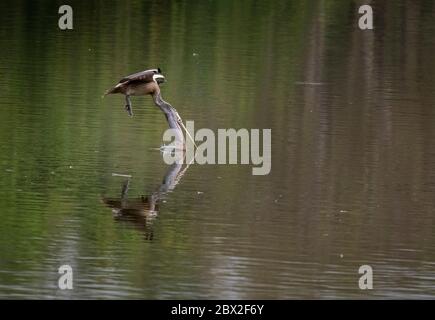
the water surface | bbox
[1,0,435,299]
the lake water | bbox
[1,0,435,299]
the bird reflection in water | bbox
[102,162,188,240]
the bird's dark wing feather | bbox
[119,68,160,83]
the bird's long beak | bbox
[178,120,198,149]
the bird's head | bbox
[153,67,165,85]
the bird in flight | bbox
[104,68,196,149]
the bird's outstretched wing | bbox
[119,68,162,84]
[103,67,164,97]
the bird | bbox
[104,68,165,117]
[104,68,196,149]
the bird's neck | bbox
[152,91,185,148]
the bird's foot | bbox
[125,105,133,117]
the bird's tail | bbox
[102,84,121,98]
